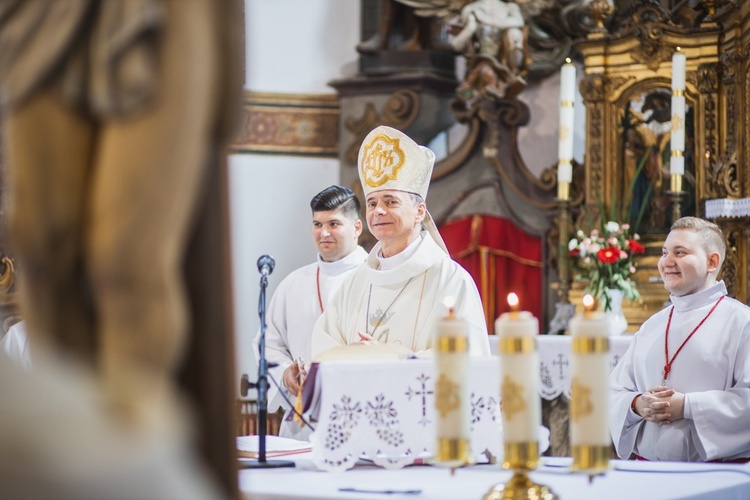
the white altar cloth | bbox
[240,455,750,500]
[306,358,502,472]
[489,335,633,400]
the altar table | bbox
[240,455,750,500]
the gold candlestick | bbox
[434,298,471,471]
[485,295,557,500]
[569,295,610,479]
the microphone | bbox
[257,255,275,276]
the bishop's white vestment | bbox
[254,247,368,440]
[610,281,750,461]
[311,232,491,360]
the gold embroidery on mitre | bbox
[570,376,593,422]
[435,373,460,417]
[501,375,526,421]
[361,134,406,188]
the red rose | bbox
[628,239,645,254]
[597,246,620,264]
[568,248,580,257]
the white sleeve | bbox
[687,318,750,460]
[609,334,644,459]
[253,280,294,411]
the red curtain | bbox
[439,215,543,334]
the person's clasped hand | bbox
[633,386,685,425]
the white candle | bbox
[495,293,540,444]
[670,49,686,176]
[569,295,610,473]
[558,59,576,186]
[671,49,686,90]
[434,298,470,467]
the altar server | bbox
[254,185,367,440]
[311,126,490,359]
[610,217,750,462]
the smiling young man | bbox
[610,217,750,462]
[311,126,490,360]
[254,185,367,440]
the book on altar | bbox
[236,435,312,459]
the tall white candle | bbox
[434,298,470,468]
[495,293,540,446]
[670,49,686,176]
[569,295,610,473]
[558,59,576,186]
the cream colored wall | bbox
[231,0,360,390]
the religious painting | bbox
[619,88,695,235]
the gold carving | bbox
[501,375,526,420]
[570,377,593,421]
[697,63,719,93]
[629,26,674,71]
[360,134,406,188]
[435,373,460,418]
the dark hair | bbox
[310,185,361,220]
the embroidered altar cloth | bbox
[306,358,502,472]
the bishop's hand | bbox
[357,331,379,345]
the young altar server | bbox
[610,216,750,462]
[311,126,490,359]
[254,186,368,440]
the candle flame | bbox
[565,57,572,64]
[583,294,595,311]
[676,46,681,52]
[507,292,519,311]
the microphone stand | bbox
[239,266,295,469]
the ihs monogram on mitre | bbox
[361,134,406,187]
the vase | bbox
[603,288,628,336]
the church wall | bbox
[231,0,361,389]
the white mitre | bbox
[357,125,449,254]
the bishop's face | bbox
[365,190,425,257]
[312,208,362,262]
[659,229,715,297]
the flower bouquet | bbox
[568,221,645,311]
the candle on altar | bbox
[670,48,686,178]
[569,294,610,474]
[495,293,540,467]
[557,58,576,200]
[434,296,471,468]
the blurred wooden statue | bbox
[358,0,451,53]
[0,0,242,425]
